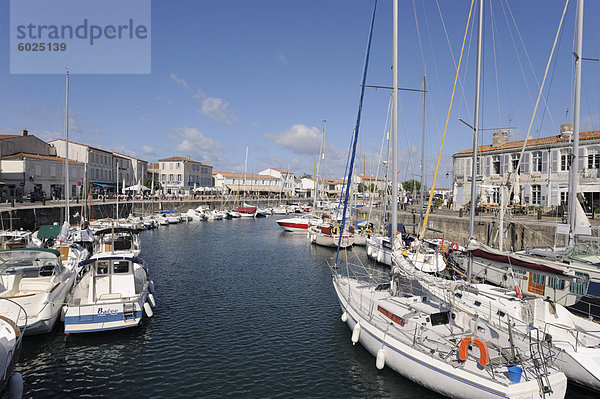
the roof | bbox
[3,152,82,163]
[266,168,292,174]
[0,134,22,139]
[453,130,600,157]
[148,162,159,169]
[214,171,278,180]
[49,138,112,154]
[358,175,386,181]
[158,156,211,166]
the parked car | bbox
[23,191,46,203]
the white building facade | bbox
[159,156,213,194]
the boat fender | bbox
[377,252,382,263]
[148,280,155,293]
[367,246,373,257]
[351,322,361,345]
[7,372,23,399]
[148,293,156,308]
[376,349,386,370]
[341,311,348,323]
[450,242,459,251]
[458,337,489,367]
[143,302,154,318]
[332,226,340,235]
[365,229,372,237]
[60,306,67,322]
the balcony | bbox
[581,168,600,179]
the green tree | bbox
[402,180,421,193]
[145,177,161,191]
[301,173,312,179]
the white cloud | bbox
[170,127,223,164]
[141,145,156,155]
[170,73,189,88]
[264,124,322,155]
[200,97,237,125]
[138,117,151,124]
[277,54,288,65]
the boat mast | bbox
[391,0,398,246]
[419,75,426,223]
[243,146,248,204]
[467,0,484,282]
[65,70,70,225]
[569,0,583,245]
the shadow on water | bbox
[13,217,594,398]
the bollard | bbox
[11,199,14,207]
[537,209,542,220]
[459,208,463,218]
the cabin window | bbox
[96,261,109,275]
[570,272,589,295]
[430,311,450,326]
[548,277,565,290]
[532,273,545,285]
[113,261,130,274]
[512,268,526,275]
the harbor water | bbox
[15,217,596,398]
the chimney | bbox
[21,129,28,136]
[560,123,573,138]
[492,130,509,147]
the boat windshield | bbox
[565,237,600,265]
[0,250,60,275]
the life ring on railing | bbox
[458,337,489,367]
[332,226,340,234]
[365,229,372,236]
[450,242,459,251]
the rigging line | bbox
[418,0,476,242]
[503,0,557,128]
[435,0,473,122]
[489,0,501,127]
[335,0,377,266]
[411,0,427,75]
[508,0,570,187]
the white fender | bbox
[341,311,348,323]
[351,322,361,345]
[60,306,67,322]
[148,293,156,308]
[377,251,382,263]
[143,302,154,318]
[367,246,373,256]
[148,280,155,293]
[376,348,386,370]
[7,373,23,399]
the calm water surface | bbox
[15,217,594,398]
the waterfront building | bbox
[452,125,600,214]
[213,171,280,197]
[159,156,213,195]
[113,153,148,189]
[258,168,295,196]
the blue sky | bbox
[1,0,599,189]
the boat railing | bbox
[539,320,600,352]
[0,298,26,382]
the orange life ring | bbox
[458,337,489,367]
[450,242,459,251]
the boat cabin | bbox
[83,258,138,303]
[0,248,65,296]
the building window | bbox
[560,150,570,171]
[492,156,500,175]
[531,184,541,206]
[177,174,182,182]
[511,154,520,174]
[161,163,165,170]
[532,151,543,172]
[176,162,181,169]
[169,174,173,182]
[170,163,174,169]
[161,174,166,182]
[588,148,600,169]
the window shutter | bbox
[522,153,530,173]
[501,154,509,175]
[578,147,586,171]
[541,184,548,206]
[485,156,490,176]
[524,184,531,204]
[551,150,558,172]
[542,151,548,173]
[550,184,558,206]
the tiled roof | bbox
[269,168,292,174]
[453,130,600,156]
[0,134,22,139]
[49,138,112,154]
[358,175,386,181]
[158,156,211,167]
[213,171,278,180]
[3,152,83,163]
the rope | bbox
[335,0,377,266]
[507,0,570,187]
[417,0,476,244]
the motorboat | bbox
[185,209,206,221]
[0,248,76,334]
[227,210,241,218]
[236,206,257,218]
[0,298,25,398]
[366,235,392,265]
[308,222,353,248]
[276,214,322,232]
[64,253,155,334]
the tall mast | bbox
[64,70,70,225]
[243,146,248,203]
[569,0,583,244]
[420,75,426,221]
[391,0,398,246]
[468,0,484,282]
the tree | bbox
[145,177,161,191]
[402,180,421,193]
[301,173,312,179]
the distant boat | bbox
[276,214,322,232]
[236,206,257,218]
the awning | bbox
[92,182,116,188]
[36,225,62,239]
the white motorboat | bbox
[0,248,76,334]
[227,210,241,218]
[64,252,154,334]
[271,206,288,215]
[0,298,24,399]
[333,269,567,398]
[185,209,206,221]
[276,214,322,232]
[366,235,392,265]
